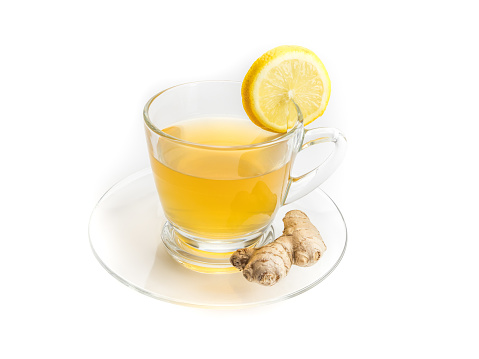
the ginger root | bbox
[230,210,326,286]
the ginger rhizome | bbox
[230,210,326,286]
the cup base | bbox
[160,222,276,273]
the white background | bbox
[1,0,478,358]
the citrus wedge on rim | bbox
[241,45,331,133]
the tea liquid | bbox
[149,117,292,239]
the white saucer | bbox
[89,168,347,308]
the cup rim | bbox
[143,80,303,150]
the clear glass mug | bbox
[143,81,346,273]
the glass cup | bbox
[143,81,346,273]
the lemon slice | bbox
[241,45,331,133]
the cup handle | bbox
[283,127,347,205]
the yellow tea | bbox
[148,117,292,240]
